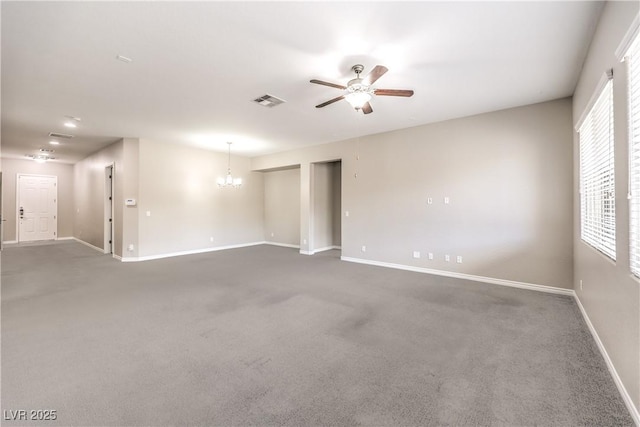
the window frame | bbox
[626,34,640,278]
[578,76,616,261]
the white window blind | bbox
[628,35,640,278]
[579,78,616,260]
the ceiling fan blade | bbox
[361,102,373,114]
[374,89,414,97]
[310,79,347,90]
[316,95,345,108]
[363,65,388,85]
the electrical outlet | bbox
[445,254,450,262]
[456,256,463,264]
[303,239,307,245]
[270,232,274,237]
[345,211,350,217]
[428,252,434,260]
[210,237,214,242]
[128,244,134,252]
[413,251,420,259]
[427,197,433,205]
[361,245,367,252]
[444,197,450,204]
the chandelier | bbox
[217,141,242,188]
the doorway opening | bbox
[311,160,342,254]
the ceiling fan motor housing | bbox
[348,65,373,95]
[311,63,411,114]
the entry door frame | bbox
[104,164,115,255]
[16,173,58,243]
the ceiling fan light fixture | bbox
[345,89,372,110]
[311,64,410,113]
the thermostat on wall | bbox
[125,198,137,206]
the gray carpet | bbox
[1,241,633,426]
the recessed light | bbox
[49,140,60,145]
[63,115,81,128]
[116,54,133,63]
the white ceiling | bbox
[1,1,603,164]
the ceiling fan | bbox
[310,64,414,114]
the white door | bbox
[18,174,57,242]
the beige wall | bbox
[263,167,300,247]
[73,139,129,256]
[137,139,264,258]
[253,141,344,254]
[349,99,573,287]
[72,138,263,260]
[122,138,140,258]
[1,158,74,242]
[572,0,640,415]
[253,98,574,289]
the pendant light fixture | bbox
[217,141,242,188]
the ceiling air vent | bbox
[252,94,286,108]
[25,154,56,161]
[49,132,74,139]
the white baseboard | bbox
[73,237,104,254]
[121,241,266,262]
[340,256,574,296]
[265,241,301,249]
[574,295,640,425]
[3,237,74,245]
[313,245,341,253]
[300,246,341,256]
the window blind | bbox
[579,78,616,260]
[628,35,640,278]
